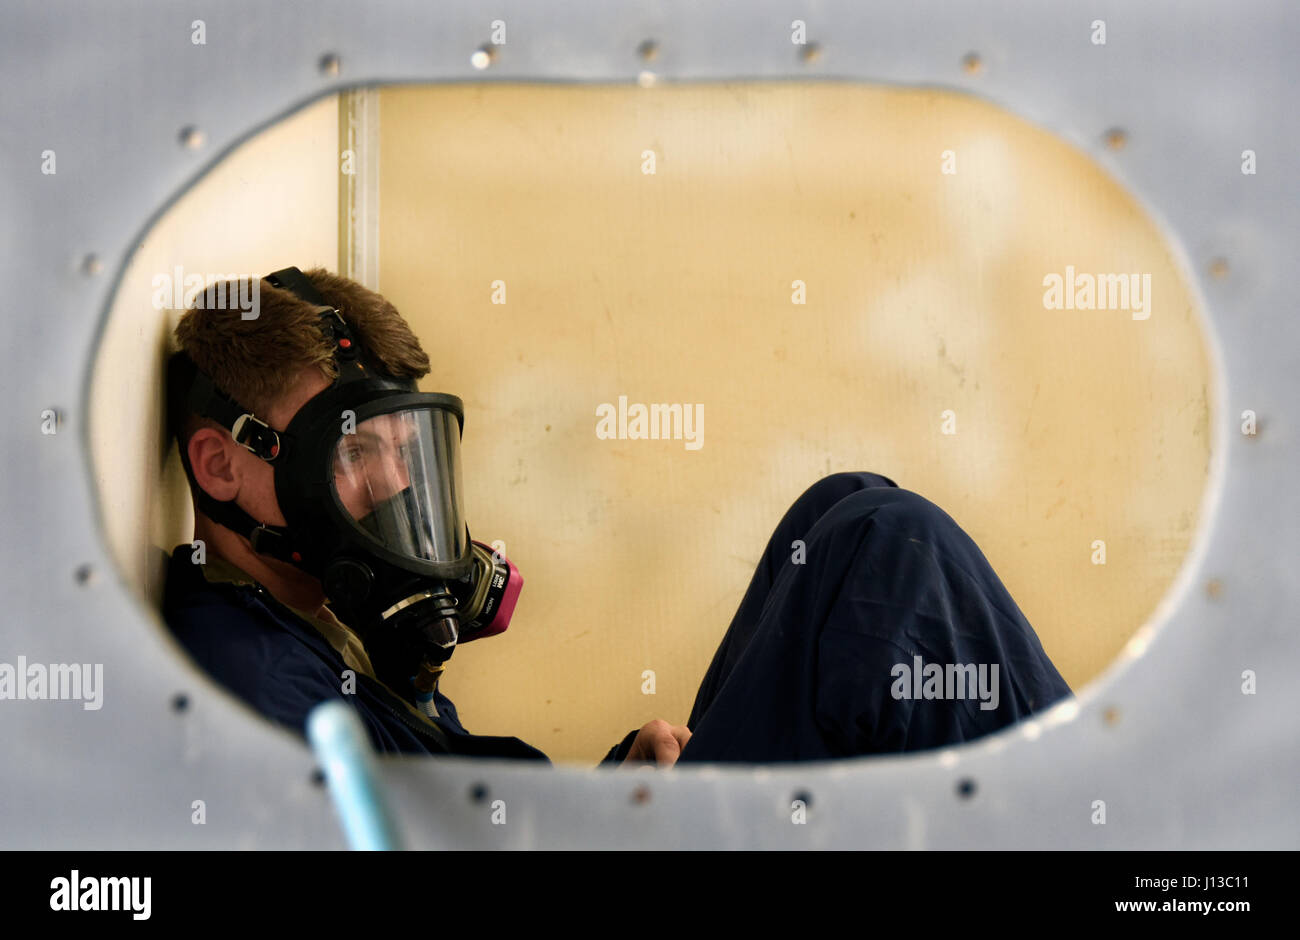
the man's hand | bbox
[620,719,692,768]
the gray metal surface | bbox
[0,0,1294,849]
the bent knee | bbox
[825,484,958,540]
[798,471,899,508]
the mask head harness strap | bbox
[168,266,365,565]
[264,267,369,385]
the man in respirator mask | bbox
[163,268,683,764]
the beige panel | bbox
[377,82,1213,765]
[93,95,340,607]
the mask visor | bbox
[331,407,468,567]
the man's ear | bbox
[187,427,241,502]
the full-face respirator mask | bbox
[168,267,523,710]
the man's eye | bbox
[344,447,364,463]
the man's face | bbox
[269,371,426,534]
[192,366,430,560]
[331,411,419,526]
[267,370,425,528]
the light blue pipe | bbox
[307,701,403,851]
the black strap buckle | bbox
[248,524,273,554]
[249,523,295,562]
[319,309,361,359]
[231,413,281,460]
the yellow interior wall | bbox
[94,95,339,608]
[377,83,1213,765]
